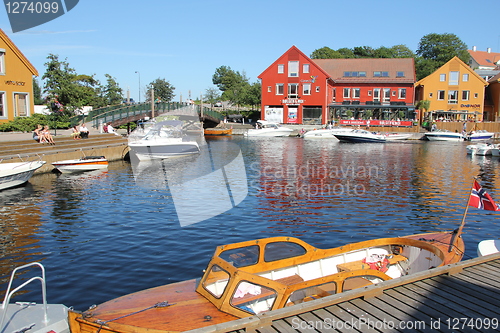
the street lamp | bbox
[135,71,141,103]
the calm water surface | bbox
[1,136,499,310]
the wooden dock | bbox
[187,252,500,333]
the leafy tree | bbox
[101,74,123,106]
[390,44,415,58]
[212,66,244,93]
[145,78,175,102]
[241,82,261,108]
[310,47,342,59]
[33,78,44,104]
[416,33,470,64]
[204,87,221,106]
[353,46,376,58]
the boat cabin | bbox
[196,236,446,318]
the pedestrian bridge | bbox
[71,102,224,129]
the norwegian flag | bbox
[469,180,500,211]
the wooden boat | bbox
[204,127,232,136]
[52,156,108,173]
[0,160,45,190]
[68,230,464,333]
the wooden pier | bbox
[187,252,500,333]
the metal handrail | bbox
[0,262,48,330]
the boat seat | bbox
[336,254,407,272]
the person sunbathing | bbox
[43,125,56,145]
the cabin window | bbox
[202,264,230,298]
[219,245,259,268]
[231,281,277,315]
[264,242,306,262]
[287,282,337,305]
[342,275,383,292]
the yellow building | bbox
[0,29,38,124]
[415,56,489,122]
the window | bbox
[437,90,445,100]
[267,86,271,93]
[352,88,360,98]
[264,242,306,262]
[396,71,405,77]
[373,88,380,101]
[303,83,311,95]
[398,88,406,99]
[277,64,284,74]
[303,64,310,73]
[474,93,478,98]
[0,92,5,117]
[343,88,350,98]
[383,88,391,102]
[315,86,320,93]
[220,246,259,268]
[276,84,284,95]
[14,93,28,117]
[231,282,277,314]
[462,90,470,101]
[202,265,230,298]
[332,88,336,101]
[374,71,389,77]
[449,71,459,85]
[462,74,469,82]
[288,83,298,97]
[344,71,366,77]
[448,90,458,104]
[288,61,299,77]
[440,74,446,82]
[0,50,4,74]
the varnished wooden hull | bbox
[204,128,232,136]
[68,231,464,333]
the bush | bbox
[0,114,70,132]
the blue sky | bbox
[1,0,499,103]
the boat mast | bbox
[449,178,475,252]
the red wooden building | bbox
[258,46,417,126]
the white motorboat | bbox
[245,120,293,137]
[302,127,353,139]
[0,262,69,333]
[334,129,387,143]
[466,142,496,156]
[128,120,201,160]
[467,130,494,141]
[52,156,108,173]
[384,133,413,140]
[477,240,500,256]
[424,130,464,141]
[0,160,45,190]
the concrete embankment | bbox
[0,132,129,174]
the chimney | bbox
[487,48,491,53]
[473,46,477,51]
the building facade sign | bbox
[340,119,413,127]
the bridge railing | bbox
[71,102,225,128]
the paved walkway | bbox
[0,128,104,142]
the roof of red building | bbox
[312,58,415,84]
[468,49,500,68]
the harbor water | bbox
[1,136,499,311]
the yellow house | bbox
[415,56,489,122]
[0,29,38,124]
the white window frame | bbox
[288,83,299,97]
[0,91,6,118]
[352,88,360,99]
[277,64,284,74]
[462,90,470,101]
[383,88,391,103]
[303,64,310,74]
[288,61,299,77]
[276,84,284,95]
[449,71,459,85]
[13,92,30,117]
[302,83,311,95]
[462,74,469,82]
[0,49,5,75]
[440,74,446,82]
[448,90,458,104]
[398,88,406,99]
[437,90,445,100]
[315,86,320,93]
[373,88,380,101]
[343,88,350,98]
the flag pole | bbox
[448,178,475,252]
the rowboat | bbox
[0,160,45,190]
[52,156,108,173]
[68,230,464,332]
[204,127,232,136]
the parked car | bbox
[214,101,223,107]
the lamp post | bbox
[135,71,141,103]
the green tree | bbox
[241,82,261,109]
[204,87,221,106]
[145,78,175,102]
[101,74,123,106]
[310,46,342,59]
[390,44,415,58]
[33,78,44,104]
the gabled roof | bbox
[468,49,500,68]
[416,56,487,87]
[312,58,416,84]
[0,29,38,76]
[489,72,500,83]
[258,45,331,80]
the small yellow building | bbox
[415,56,489,122]
[0,29,38,124]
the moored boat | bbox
[384,133,413,140]
[302,127,353,139]
[424,130,464,141]
[68,230,464,333]
[466,142,497,156]
[245,120,293,137]
[477,240,500,256]
[52,156,108,173]
[467,130,494,141]
[0,160,45,190]
[204,127,232,136]
[334,129,387,143]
